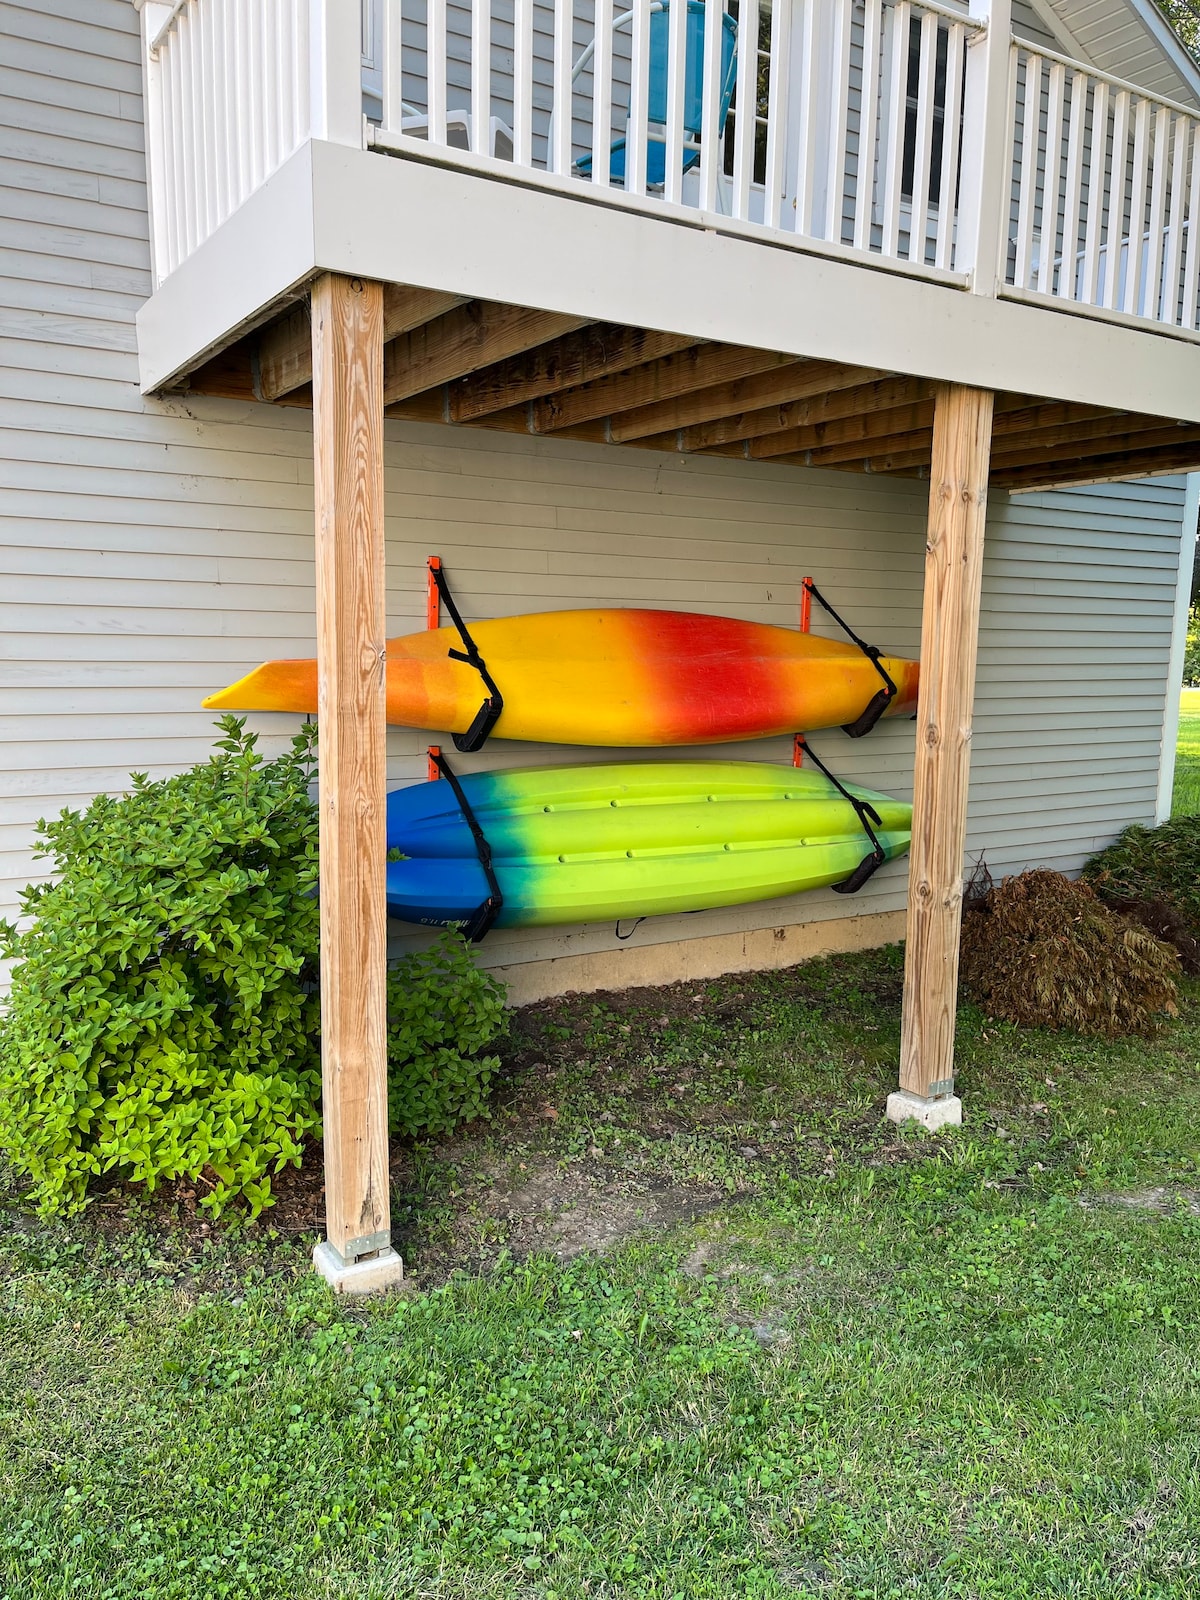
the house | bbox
[2,0,1198,1288]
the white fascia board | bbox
[309,142,1200,424]
[134,143,318,393]
[1156,471,1200,822]
[1127,0,1200,107]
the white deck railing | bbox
[373,0,984,276]
[1007,43,1200,331]
[140,0,312,279]
[135,0,1200,344]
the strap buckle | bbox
[429,749,504,941]
[795,737,889,895]
[802,580,899,738]
[432,564,506,752]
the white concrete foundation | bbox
[313,1240,405,1294]
[886,1090,964,1130]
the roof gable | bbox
[1036,0,1200,106]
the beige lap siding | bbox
[0,0,1189,995]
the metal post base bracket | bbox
[886,1089,963,1131]
[313,1240,405,1295]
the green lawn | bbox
[1174,687,1200,816]
[4,952,1200,1599]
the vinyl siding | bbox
[0,0,1190,989]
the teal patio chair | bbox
[574,0,739,191]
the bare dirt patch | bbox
[1084,1186,1200,1217]
[484,1157,728,1259]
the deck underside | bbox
[184,282,1200,493]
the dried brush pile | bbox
[1083,815,1200,975]
[960,867,1180,1036]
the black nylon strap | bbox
[802,579,898,738]
[431,563,505,752]
[796,738,888,895]
[431,750,504,941]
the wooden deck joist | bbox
[183,283,1200,490]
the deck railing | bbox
[141,0,312,279]
[1007,43,1200,332]
[135,0,1200,345]
[373,0,984,276]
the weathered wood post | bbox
[309,273,402,1291]
[890,383,994,1128]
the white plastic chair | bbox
[398,101,514,161]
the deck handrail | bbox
[133,0,1200,347]
[1010,36,1200,123]
[1006,37,1200,332]
[147,0,190,58]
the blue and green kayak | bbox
[386,761,912,929]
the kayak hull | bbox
[385,761,912,928]
[205,607,919,745]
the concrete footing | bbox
[313,1240,405,1294]
[886,1089,963,1130]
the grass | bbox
[4,950,1200,1599]
[1173,687,1200,816]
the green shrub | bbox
[960,868,1179,1037]
[386,931,507,1136]
[1184,604,1200,687]
[0,718,509,1219]
[1083,814,1200,941]
[0,717,322,1218]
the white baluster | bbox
[823,0,851,243]
[589,0,613,184]
[1144,105,1171,321]
[552,0,573,173]
[1162,113,1188,326]
[473,0,492,156]
[1080,79,1107,305]
[1122,96,1151,314]
[699,0,725,211]
[1182,125,1200,329]
[1056,69,1086,299]
[907,9,938,263]
[731,0,760,220]
[663,0,688,203]
[161,33,181,275]
[1013,52,1039,291]
[1036,61,1064,295]
[879,1,909,260]
[427,0,447,146]
[383,0,405,136]
[627,0,651,197]
[1102,89,1129,310]
[933,21,963,268]
[762,0,791,229]
[793,0,819,237]
[514,0,535,167]
[853,0,881,251]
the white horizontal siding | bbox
[0,0,1190,990]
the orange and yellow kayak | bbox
[203,608,919,746]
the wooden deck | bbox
[187,285,1200,493]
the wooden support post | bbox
[891,384,994,1129]
[309,273,401,1293]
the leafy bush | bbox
[960,868,1179,1036]
[1184,605,1200,687]
[0,717,322,1217]
[1082,814,1200,947]
[386,932,507,1136]
[0,718,509,1219]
